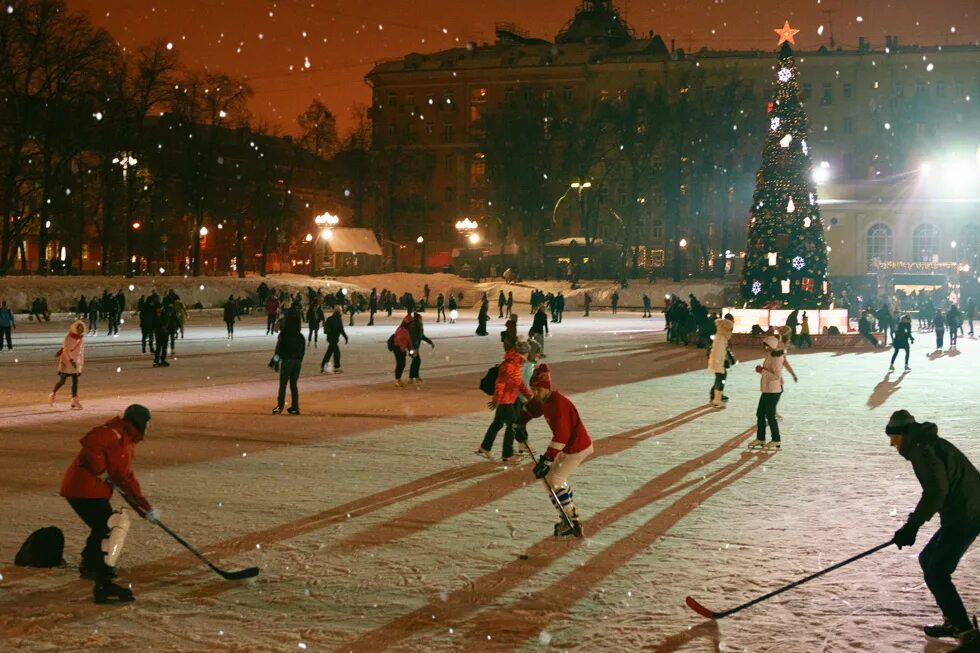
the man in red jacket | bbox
[516,364,594,536]
[61,404,157,603]
[475,340,532,462]
[265,295,281,335]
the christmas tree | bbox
[740,22,830,308]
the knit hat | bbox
[530,363,552,390]
[123,404,152,434]
[69,320,86,336]
[513,339,530,356]
[885,409,916,435]
[762,336,779,349]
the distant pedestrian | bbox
[934,311,946,351]
[476,295,490,336]
[272,314,305,415]
[0,300,15,350]
[890,314,914,372]
[87,297,100,335]
[798,312,813,348]
[265,295,280,335]
[436,293,446,322]
[368,288,378,326]
[529,304,549,355]
[408,312,434,384]
[153,305,174,367]
[498,290,506,318]
[223,295,238,339]
[611,290,619,314]
[51,320,86,410]
[307,300,324,347]
[583,292,592,317]
[642,294,652,318]
[506,291,513,318]
[321,306,348,373]
[391,314,413,387]
[448,293,458,323]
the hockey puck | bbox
[518,554,529,560]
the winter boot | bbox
[80,562,117,581]
[93,580,134,604]
[711,389,724,408]
[924,620,974,639]
[49,391,57,406]
[71,396,82,410]
[747,439,766,450]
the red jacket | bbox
[393,315,414,352]
[492,350,531,405]
[60,417,151,511]
[518,390,593,460]
[265,297,280,316]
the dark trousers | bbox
[920,523,980,629]
[969,318,974,335]
[67,497,113,581]
[950,328,958,346]
[437,307,446,322]
[798,333,812,348]
[584,304,590,317]
[225,320,235,337]
[308,326,319,344]
[0,325,11,349]
[409,353,422,379]
[710,372,727,399]
[890,344,910,367]
[277,358,301,409]
[154,332,169,364]
[53,372,79,397]
[368,309,376,325]
[322,341,341,369]
[861,331,879,346]
[755,392,782,441]
[393,349,407,380]
[480,402,517,458]
[936,329,945,349]
[107,314,119,335]
[141,327,155,353]
[266,314,276,334]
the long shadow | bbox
[450,450,767,649]
[336,426,756,652]
[652,620,722,653]
[867,370,908,409]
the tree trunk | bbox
[235,210,246,279]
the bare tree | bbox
[297,99,339,160]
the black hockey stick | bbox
[109,482,259,580]
[685,540,892,619]
[520,439,583,538]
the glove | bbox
[533,456,552,479]
[755,364,764,374]
[514,425,528,443]
[893,521,919,549]
[145,508,161,524]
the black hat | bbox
[123,404,152,434]
[885,409,916,435]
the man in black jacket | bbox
[888,410,980,647]
[321,306,348,373]
[273,314,306,414]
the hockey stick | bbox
[519,439,583,538]
[109,482,259,581]
[685,540,892,619]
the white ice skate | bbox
[747,439,766,450]
[49,392,56,406]
[70,397,83,410]
[764,440,781,451]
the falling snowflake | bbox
[792,256,805,270]
[770,116,780,131]
[751,280,762,295]
[777,67,792,82]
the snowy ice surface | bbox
[0,303,975,652]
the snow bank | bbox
[0,272,735,312]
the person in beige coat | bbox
[749,335,797,450]
[51,320,86,409]
[707,316,735,408]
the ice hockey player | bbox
[515,364,594,537]
[887,409,980,651]
[60,404,158,603]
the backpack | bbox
[479,365,499,395]
[14,526,65,567]
[387,334,396,352]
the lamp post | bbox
[417,235,426,273]
[113,153,138,276]
[312,211,340,275]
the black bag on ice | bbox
[15,526,65,567]
[479,365,499,395]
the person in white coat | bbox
[707,316,735,408]
[749,335,797,449]
[51,320,86,409]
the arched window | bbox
[960,224,980,262]
[912,224,939,262]
[866,223,893,269]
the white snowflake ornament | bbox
[770,116,781,131]
[778,67,793,82]
[792,256,805,270]
[751,280,762,295]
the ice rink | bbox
[1,307,977,652]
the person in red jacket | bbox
[60,404,157,603]
[516,364,594,536]
[475,340,532,462]
[265,295,281,335]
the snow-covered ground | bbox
[0,304,976,652]
[0,272,734,312]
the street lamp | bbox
[468,232,481,245]
[199,226,208,237]
[312,211,340,275]
[416,235,426,272]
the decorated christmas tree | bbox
[740,22,830,308]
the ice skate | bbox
[889,365,895,372]
[905,366,912,372]
[287,407,300,415]
[394,379,406,388]
[333,367,343,374]
[764,440,781,451]
[70,397,82,410]
[474,448,494,461]
[93,580,134,604]
[554,519,583,538]
[271,405,282,414]
[49,392,56,406]
[501,454,525,464]
[747,439,766,450]
[924,620,973,640]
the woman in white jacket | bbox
[707,316,735,408]
[749,335,797,449]
[51,320,86,409]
